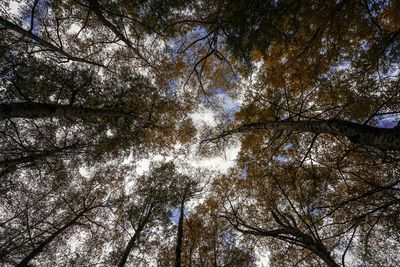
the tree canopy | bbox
[1,0,399,266]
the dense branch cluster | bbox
[1,1,399,266]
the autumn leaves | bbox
[1,0,400,266]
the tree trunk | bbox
[312,244,340,267]
[0,102,134,119]
[234,119,400,150]
[117,226,143,267]
[235,225,340,267]
[0,144,80,168]
[174,200,185,267]
[15,212,83,267]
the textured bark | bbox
[0,102,134,119]
[174,200,185,267]
[216,119,400,150]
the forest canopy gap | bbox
[1,1,400,266]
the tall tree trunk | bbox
[117,226,143,267]
[0,102,134,119]
[0,144,80,168]
[312,244,340,267]
[218,119,400,150]
[15,212,83,267]
[174,199,185,267]
[188,243,194,267]
[234,225,340,267]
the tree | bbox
[1,0,400,266]
[0,162,123,266]
[210,157,400,266]
[206,119,400,150]
[115,162,182,267]
[0,44,194,181]
[196,2,400,263]
[171,172,204,267]
[158,196,256,267]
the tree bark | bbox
[174,199,185,267]
[0,102,134,119]
[312,244,340,267]
[15,212,84,267]
[0,144,80,168]
[216,119,400,150]
[235,225,340,267]
[117,226,143,267]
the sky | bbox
[2,1,376,266]
[2,3,257,261]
